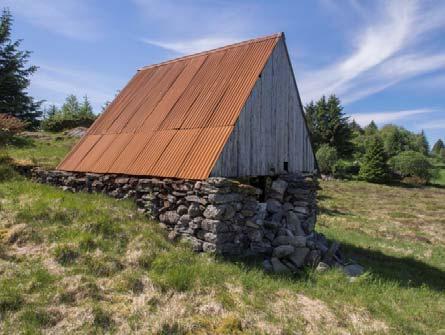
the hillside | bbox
[0,133,444,334]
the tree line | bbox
[305,95,443,184]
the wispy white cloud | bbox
[418,119,445,130]
[134,0,255,54]
[30,63,124,112]
[299,0,445,104]
[350,108,435,126]
[3,0,101,40]
[141,36,242,54]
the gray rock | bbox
[188,203,201,218]
[223,205,236,220]
[208,193,242,204]
[185,195,200,203]
[176,205,188,215]
[342,264,364,277]
[271,257,291,274]
[282,202,294,212]
[203,205,225,220]
[292,236,307,247]
[270,179,288,200]
[263,259,273,272]
[159,211,180,225]
[202,242,216,253]
[178,214,191,226]
[201,219,230,233]
[168,230,179,241]
[272,235,293,247]
[288,247,310,268]
[203,232,217,243]
[266,199,282,213]
[316,262,330,272]
[273,245,295,258]
[286,210,300,225]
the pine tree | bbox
[415,130,429,156]
[304,95,353,157]
[359,136,389,183]
[364,121,378,136]
[432,139,444,156]
[0,9,42,128]
[60,95,80,118]
[79,95,95,119]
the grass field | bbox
[0,133,444,334]
[432,162,445,186]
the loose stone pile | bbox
[30,168,352,274]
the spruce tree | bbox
[432,139,444,156]
[0,9,42,128]
[304,95,352,157]
[364,121,378,136]
[359,136,389,183]
[79,95,95,119]
[415,130,429,156]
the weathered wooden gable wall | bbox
[210,38,315,177]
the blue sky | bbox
[5,0,445,146]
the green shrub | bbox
[359,136,389,183]
[389,151,434,183]
[333,159,360,178]
[41,95,96,132]
[316,144,338,175]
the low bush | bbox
[389,151,434,183]
[0,114,26,144]
[333,160,360,178]
[316,144,338,175]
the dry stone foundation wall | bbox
[30,168,348,274]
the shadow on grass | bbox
[221,241,445,292]
[340,242,445,291]
[318,206,347,216]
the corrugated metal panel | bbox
[157,50,227,130]
[58,33,283,179]
[180,44,250,129]
[90,133,134,173]
[121,61,187,133]
[137,55,207,132]
[108,131,154,173]
[127,130,177,175]
[150,128,202,177]
[57,135,101,171]
[89,69,156,135]
[177,126,233,179]
[75,134,117,172]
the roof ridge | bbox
[138,32,283,71]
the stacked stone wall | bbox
[30,169,345,273]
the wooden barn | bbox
[58,33,316,180]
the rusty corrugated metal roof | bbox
[57,33,282,179]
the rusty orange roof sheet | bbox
[57,33,282,179]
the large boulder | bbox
[288,247,310,268]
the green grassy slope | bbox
[0,133,444,334]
